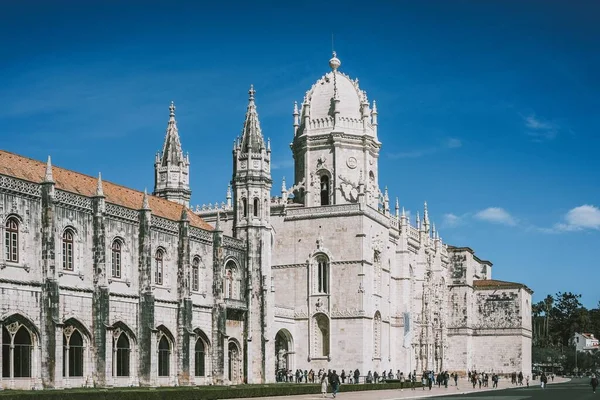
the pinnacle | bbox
[240,85,265,153]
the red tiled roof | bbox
[0,150,213,231]
[473,279,532,293]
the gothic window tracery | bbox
[62,229,74,271]
[5,217,19,263]
[253,197,259,217]
[192,256,200,292]
[158,334,170,376]
[373,250,382,294]
[155,249,164,285]
[111,239,122,278]
[195,335,208,377]
[2,323,32,378]
[113,331,130,377]
[62,327,84,377]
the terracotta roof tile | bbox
[473,279,532,293]
[0,150,213,231]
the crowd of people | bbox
[274,367,570,396]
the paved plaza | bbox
[237,377,572,400]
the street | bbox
[430,378,593,399]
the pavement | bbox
[236,377,572,400]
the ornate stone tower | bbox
[290,52,381,207]
[231,86,275,383]
[153,101,191,207]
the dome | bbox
[306,71,366,121]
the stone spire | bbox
[226,185,232,208]
[240,85,265,153]
[95,173,104,197]
[44,155,54,183]
[159,101,185,166]
[423,201,430,233]
[153,101,191,207]
[416,211,421,230]
[395,197,399,218]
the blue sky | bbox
[1,0,599,307]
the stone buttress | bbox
[176,208,193,384]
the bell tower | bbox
[153,101,191,207]
[290,53,381,208]
[231,85,275,383]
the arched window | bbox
[63,229,74,271]
[114,332,130,377]
[158,335,170,376]
[155,249,164,285]
[63,328,84,377]
[111,239,122,278]
[2,324,32,378]
[373,311,382,359]
[320,175,330,206]
[195,337,205,377]
[317,256,329,294]
[224,260,240,299]
[313,313,330,357]
[5,217,19,263]
[253,197,259,217]
[241,198,248,218]
[192,257,200,292]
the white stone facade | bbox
[0,52,531,390]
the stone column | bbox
[137,195,154,386]
[176,209,192,385]
[40,171,59,388]
[211,222,226,384]
[91,181,109,387]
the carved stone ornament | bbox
[316,298,323,309]
[346,157,357,169]
[63,325,75,339]
[113,327,122,339]
[6,321,21,335]
[338,174,359,203]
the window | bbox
[155,249,164,285]
[241,198,248,218]
[5,217,19,263]
[111,240,122,278]
[317,256,329,294]
[253,198,259,217]
[320,175,330,206]
[62,229,74,271]
[224,260,239,299]
[192,257,200,292]
[114,332,130,377]
[2,324,32,378]
[195,338,205,377]
[63,328,84,377]
[158,335,170,376]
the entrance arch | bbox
[275,329,294,379]
[227,340,241,384]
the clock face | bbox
[347,157,358,169]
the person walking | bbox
[591,374,598,394]
[331,370,341,398]
[540,372,547,389]
[320,374,329,398]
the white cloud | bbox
[524,114,559,141]
[445,138,462,149]
[553,205,600,232]
[442,213,462,227]
[474,207,517,226]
